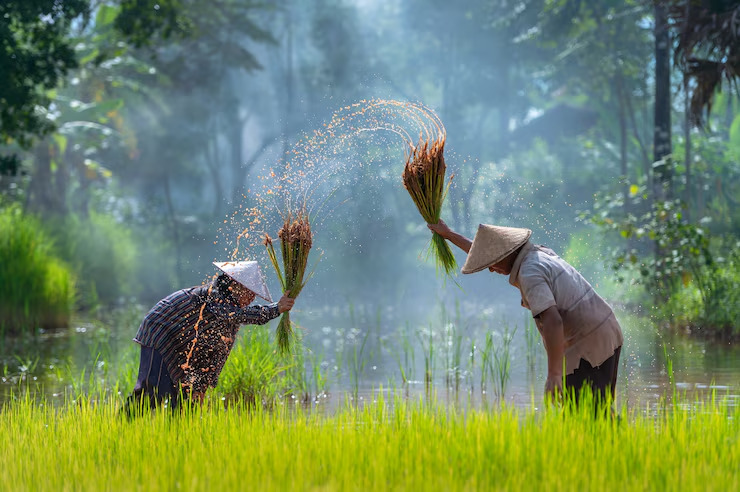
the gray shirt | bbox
[509,241,623,375]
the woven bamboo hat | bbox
[461,224,532,274]
[213,261,273,302]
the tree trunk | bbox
[26,140,65,217]
[281,7,294,162]
[615,75,630,214]
[652,1,674,299]
[624,86,651,188]
[229,113,246,205]
[233,133,278,204]
[653,1,673,201]
[204,132,224,218]
[163,176,183,286]
[684,74,691,222]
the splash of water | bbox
[182,99,449,393]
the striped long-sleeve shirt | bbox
[133,285,280,393]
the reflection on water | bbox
[1,304,738,414]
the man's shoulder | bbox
[150,285,208,310]
[519,246,578,284]
[528,246,571,268]
[520,248,554,272]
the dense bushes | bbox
[48,211,138,308]
[585,189,739,340]
[0,206,75,334]
[0,203,181,335]
[664,243,740,340]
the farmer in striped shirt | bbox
[125,261,294,413]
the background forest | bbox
[1,0,738,341]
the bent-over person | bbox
[428,220,623,406]
[125,261,294,414]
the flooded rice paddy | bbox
[1,301,738,414]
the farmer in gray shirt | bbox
[428,220,623,404]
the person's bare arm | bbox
[277,294,295,314]
[427,219,472,253]
[536,305,565,398]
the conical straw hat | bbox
[461,224,532,274]
[212,261,273,302]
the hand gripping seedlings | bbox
[264,211,314,353]
[402,134,456,275]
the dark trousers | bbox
[124,345,179,416]
[565,346,622,406]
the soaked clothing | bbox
[509,241,623,376]
[133,285,280,393]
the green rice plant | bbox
[1,391,738,491]
[524,314,538,369]
[278,330,308,402]
[439,303,463,390]
[452,300,466,391]
[492,323,517,400]
[662,342,677,405]
[283,335,329,404]
[0,205,75,334]
[13,355,40,375]
[479,331,494,393]
[392,322,415,384]
[442,320,463,391]
[216,327,296,408]
[415,325,435,390]
[306,349,330,399]
[348,328,370,399]
[468,339,476,391]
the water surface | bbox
[2,303,737,413]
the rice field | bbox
[1,391,737,491]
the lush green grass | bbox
[0,205,75,334]
[1,392,736,491]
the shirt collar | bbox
[508,241,534,288]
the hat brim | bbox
[460,225,532,274]
[212,261,273,302]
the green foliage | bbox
[585,184,738,336]
[562,229,608,286]
[215,327,300,407]
[114,0,190,48]
[587,189,708,292]
[0,205,75,334]
[47,211,138,308]
[0,0,88,147]
[688,244,740,337]
[0,155,21,176]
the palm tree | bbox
[666,0,740,127]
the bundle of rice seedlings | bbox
[264,212,314,354]
[402,136,456,275]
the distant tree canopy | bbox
[0,0,88,150]
[0,0,187,159]
[114,0,189,48]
